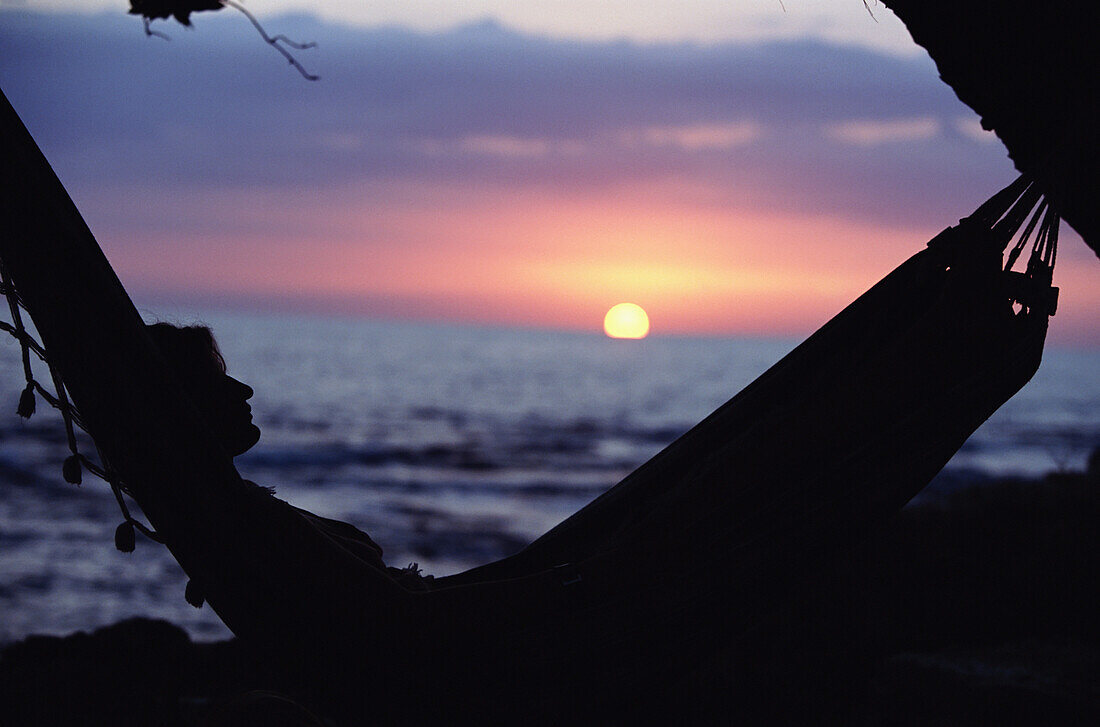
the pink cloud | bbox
[826,117,940,145]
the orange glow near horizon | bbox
[103,180,1100,344]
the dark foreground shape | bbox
[0,86,1062,723]
[882,0,1100,258]
[0,618,314,727]
[0,619,191,726]
[3,459,1098,725]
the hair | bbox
[145,321,263,460]
[145,322,226,380]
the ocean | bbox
[1,311,1097,643]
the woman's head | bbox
[146,322,261,456]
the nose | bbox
[227,376,254,400]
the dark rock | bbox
[883,1,1100,258]
[0,618,191,726]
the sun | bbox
[603,303,650,339]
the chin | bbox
[230,424,262,457]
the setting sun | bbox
[603,303,650,339]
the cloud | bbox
[4,10,1093,341]
[417,122,762,161]
[953,116,1000,144]
[19,0,923,54]
[618,122,761,151]
[452,135,552,158]
[825,117,941,145]
[317,132,363,152]
[0,10,1015,232]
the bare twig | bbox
[269,34,318,51]
[143,17,171,41]
[220,0,319,81]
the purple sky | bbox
[1,9,1096,342]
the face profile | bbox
[205,371,261,457]
[145,323,261,457]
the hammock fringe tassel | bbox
[1,258,162,550]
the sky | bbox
[6,0,925,51]
[0,2,1097,343]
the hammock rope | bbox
[0,99,1064,713]
[459,180,1055,605]
[0,73,1068,719]
[1000,191,1060,317]
[0,259,163,549]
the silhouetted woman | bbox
[145,322,431,589]
[142,320,705,723]
[142,322,584,722]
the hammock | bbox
[0,88,1059,722]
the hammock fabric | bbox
[0,88,1058,723]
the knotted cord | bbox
[0,259,162,552]
[988,177,1061,317]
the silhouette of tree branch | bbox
[142,17,171,40]
[130,0,318,80]
[220,0,319,81]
